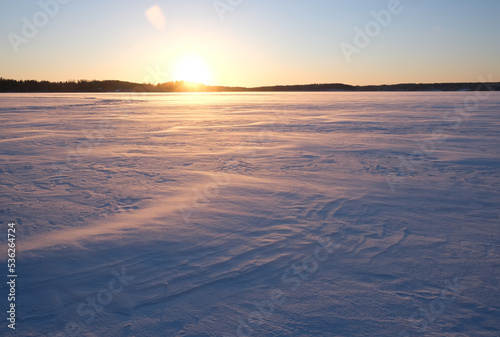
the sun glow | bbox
[173,55,212,85]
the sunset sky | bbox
[1,0,499,87]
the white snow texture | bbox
[0,92,499,336]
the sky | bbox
[0,0,499,87]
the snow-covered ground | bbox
[1,92,499,336]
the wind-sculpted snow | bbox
[0,92,499,336]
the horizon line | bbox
[1,77,499,90]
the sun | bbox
[173,55,211,84]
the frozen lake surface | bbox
[1,92,499,336]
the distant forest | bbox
[0,78,499,93]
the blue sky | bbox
[1,0,499,86]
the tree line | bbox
[0,78,498,93]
